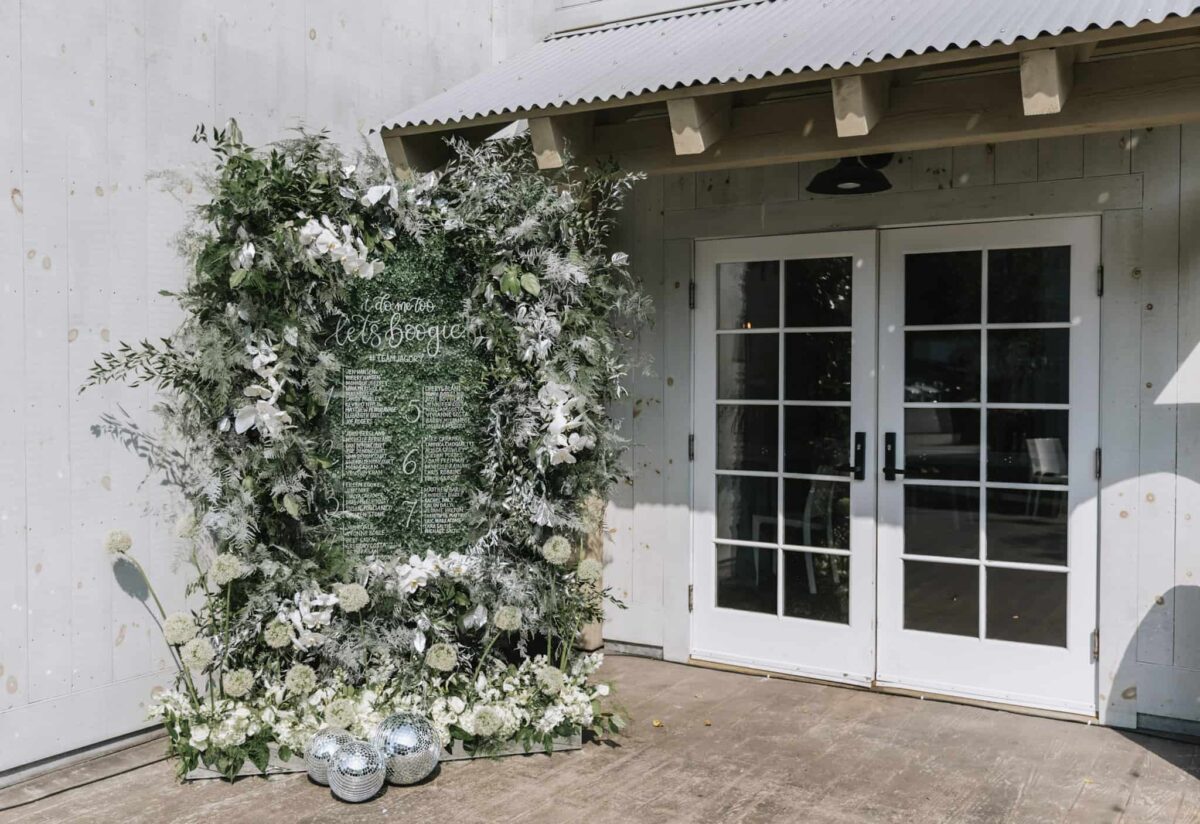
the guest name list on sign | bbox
[332,288,480,556]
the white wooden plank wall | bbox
[0,0,551,773]
[607,129,1200,730]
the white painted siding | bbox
[608,128,1200,731]
[0,0,552,774]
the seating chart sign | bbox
[330,258,485,556]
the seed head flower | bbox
[222,668,254,698]
[576,558,603,583]
[535,665,565,696]
[263,620,292,649]
[180,637,216,671]
[472,705,503,738]
[493,605,522,632]
[104,529,133,557]
[209,553,249,587]
[163,612,199,646]
[540,536,572,566]
[425,643,457,672]
[284,664,317,696]
[335,583,369,613]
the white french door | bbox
[692,231,878,684]
[691,217,1101,714]
[875,218,1100,714]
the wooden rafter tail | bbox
[1020,47,1076,116]
[529,112,595,169]
[831,72,892,137]
[666,93,732,155]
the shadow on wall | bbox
[1109,585,1200,736]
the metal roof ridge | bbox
[546,0,772,41]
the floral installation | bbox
[85,122,642,779]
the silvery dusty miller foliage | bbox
[85,122,639,779]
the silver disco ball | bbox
[304,727,355,785]
[371,713,440,785]
[328,740,386,803]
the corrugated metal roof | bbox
[382,0,1200,131]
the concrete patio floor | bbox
[4,654,1200,823]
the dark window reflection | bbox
[785,257,852,327]
[987,488,1067,566]
[987,409,1068,483]
[717,475,778,542]
[718,335,778,400]
[719,261,778,330]
[716,544,777,614]
[783,479,850,549]
[786,333,851,400]
[906,331,981,402]
[986,568,1067,646]
[784,551,849,623]
[717,405,777,472]
[904,561,979,637]
[905,408,980,481]
[784,406,851,475]
[988,246,1070,324]
[904,485,979,559]
[988,329,1069,404]
[906,251,982,325]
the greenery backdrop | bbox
[87,122,646,778]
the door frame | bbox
[687,216,1102,716]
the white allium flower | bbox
[210,553,248,587]
[263,620,292,649]
[425,643,457,672]
[325,698,356,729]
[471,705,503,738]
[576,558,603,583]
[334,583,369,613]
[535,665,565,696]
[163,612,199,646]
[493,605,522,632]
[540,536,572,566]
[222,668,254,698]
[180,637,216,671]
[284,664,317,696]
[104,529,133,557]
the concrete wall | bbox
[606,126,1200,732]
[0,0,553,773]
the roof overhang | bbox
[380,1,1200,176]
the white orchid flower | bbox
[462,604,488,630]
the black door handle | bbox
[834,432,867,481]
[883,432,906,481]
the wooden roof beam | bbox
[667,93,732,154]
[832,72,891,137]
[529,112,595,169]
[1021,47,1075,116]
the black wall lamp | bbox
[806,153,895,195]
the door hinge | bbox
[688,433,695,461]
[1094,447,1102,480]
[1097,263,1105,297]
[688,584,694,612]
[688,279,696,310]
[1091,628,1100,662]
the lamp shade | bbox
[806,156,892,195]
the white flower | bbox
[447,696,465,714]
[493,605,522,632]
[180,637,216,671]
[284,664,317,696]
[223,668,254,698]
[235,241,255,270]
[576,558,603,583]
[593,683,610,697]
[234,399,292,440]
[210,553,249,587]
[264,620,292,649]
[361,184,398,209]
[104,529,133,557]
[425,643,457,672]
[540,536,572,566]
[611,251,629,267]
[189,724,210,752]
[334,583,369,613]
[325,698,356,728]
[163,612,198,646]
[412,631,427,654]
[471,705,503,738]
[461,604,488,631]
[535,665,565,696]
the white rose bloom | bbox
[189,724,210,752]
